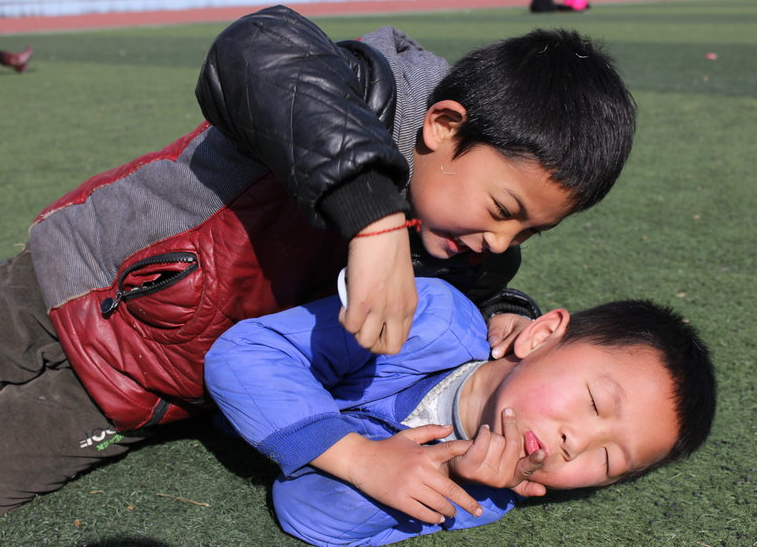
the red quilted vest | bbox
[29,123,347,430]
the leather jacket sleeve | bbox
[478,286,542,320]
[195,5,409,238]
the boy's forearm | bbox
[195,5,408,233]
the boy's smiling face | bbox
[480,309,679,490]
[410,100,573,259]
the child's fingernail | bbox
[491,347,503,359]
[475,506,483,517]
[504,408,514,417]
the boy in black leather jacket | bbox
[196,5,636,356]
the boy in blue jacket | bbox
[205,278,716,546]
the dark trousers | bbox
[0,249,145,513]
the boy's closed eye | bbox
[604,447,610,476]
[588,386,598,414]
[588,386,611,476]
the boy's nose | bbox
[562,428,590,458]
[484,230,514,254]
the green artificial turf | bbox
[1,1,756,545]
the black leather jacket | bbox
[196,5,407,237]
[195,5,534,314]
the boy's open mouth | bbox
[524,430,545,456]
[446,235,468,255]
[449,235,485,255]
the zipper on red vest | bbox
[100,252,198,315]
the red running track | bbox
[0,0,657,35]
[1,1,532,34]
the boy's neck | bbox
[458,355,518,437]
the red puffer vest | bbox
[28,122,347,431]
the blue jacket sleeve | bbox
[204,277,489,475]
[204,294,362,474]
[273,465,518,546]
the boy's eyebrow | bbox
[598,376,625,412]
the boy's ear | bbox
[513,309,571,359]
[420,100,468,151]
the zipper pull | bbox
[100,290,125,315]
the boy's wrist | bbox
[354,213,416,238]
[259,415,358,475]
[319,170,410,240]
[310,432,371,483]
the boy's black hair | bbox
[429,28,636,213]
[560,300,717,479]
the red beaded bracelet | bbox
[354,218,422,238]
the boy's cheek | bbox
[417,229,449,259]
[531,465,601,490]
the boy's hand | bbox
[487,313,533,359]
[449,409,547,498]
[340,213,417,355]
[311,425,483,524]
